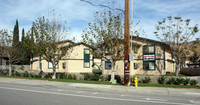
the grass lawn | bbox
[0,75,118,85]
[138,83,200,89]
[0,75,199,89]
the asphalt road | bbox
[0,83,199,105]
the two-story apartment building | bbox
[31,36,176,76]
[102,36,176,76]
[31,41,94,74]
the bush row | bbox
[83,73,104,81]
[2,71,199,86]
[131,76,151,84]
[158,76,198,86]
[131,76,198,86]
[56,73,77,80]
[13,71,78,80]
[12,71,105,81]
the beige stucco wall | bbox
[31,44,93,73]
[31,56,40,71]
[102,39,176,76]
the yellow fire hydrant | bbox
[134,76,138,87]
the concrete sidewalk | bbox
[0,77,199,97]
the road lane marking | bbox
[57,89,63,91]
[0,86,192,105]
[145,98,168,101]
[189,100,200,104]
[120,94,128,97]
[92,92,98,95]
[120,94,125,97]
[77,91,82,93]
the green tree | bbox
[21,28,25,43]
[24,26,38,70]
[13,19,19,48]
[154,16,198,77]
[189,51,199,64]
[19,28,30,65]
[32,13,72,79]
[82,11,124,84]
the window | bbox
[143,45,155,54]
[105,61,112,70]
[84,49,90,68]
[143,45,156,70]
[143,61,155,70]
[134,63,138,69]
[48,62,58,69]
[62,62,66,69]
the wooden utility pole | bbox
[124,0,130,86]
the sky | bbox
[0,0,200,42]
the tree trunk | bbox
[52,64,56,79]
[110,62,116,84]
[175,45,181,78]
[30,54,33,71]
[175,60,180,78]
[8,62,12,76]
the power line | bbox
[80,0,124,12]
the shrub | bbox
[22,71,29,77]
[90,74,100,81]
[56,73,65,79]
[34,74,41,78]
[166,77,175,85]
[44,73,52,78]
[72,74,77,80]
[56,74,60,79]
[63,74,68,79]
[183,78,190,85]
[190,79,198,86]
[67,74,73,80]
[142,77,151,83]
[79,77,83,80]
[84,74,91,80]
[99,75,104,81]
[174,78,184,85]
[15,71,21,76]
[92,69,102,74]
[130,76,134,83]
[157,76,166,84]
[29,73,35,78]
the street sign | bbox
[105,55,112,60]
[144,54,155,61]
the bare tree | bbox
[154,16,198,77]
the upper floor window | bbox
[143,45,156,70]
[143,45,155,54]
